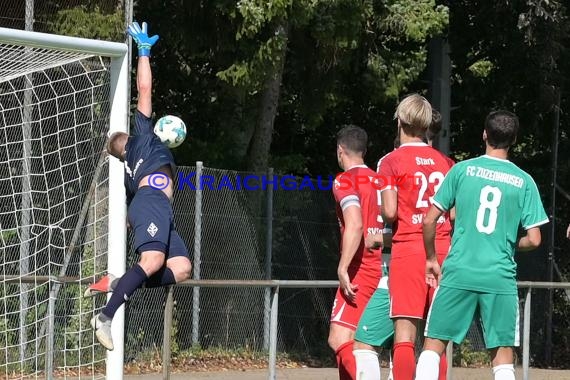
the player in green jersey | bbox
[415,110,549,380]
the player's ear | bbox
[336,145,344,168]
[482,130,487,141]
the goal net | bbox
[0,28,128,379]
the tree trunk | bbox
[246,21,289,172]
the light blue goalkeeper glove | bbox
[127,21,159,57]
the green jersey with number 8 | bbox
[432,155,549,294]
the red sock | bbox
[335,340,356,380]
[438,352,447,380]
[393,342,415,380]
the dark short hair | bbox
[337,125,367,155]
[426,109,442,142]
[484,110,519,149]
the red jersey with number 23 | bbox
[378,142,453,257]
[333,165,382,272]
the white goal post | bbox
[0,27,128,379]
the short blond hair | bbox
[394,94,432,138]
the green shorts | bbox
[354,286,394,348]
[425,286,520,349]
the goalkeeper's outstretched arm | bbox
[127,21,159,118]
[136,56,152,117]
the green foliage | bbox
[170,309,180,356]
[0,312,19,374]
[235,0,293,39]
[552,290,570,367]
[383,1,448,42]
[374,0,448,97]
[467,60,494,78]
[217,0,296,92]
[517,0,566,45]
[217,31,288,91]
[1,229,17,243]
[452,339,491,367]
[370,49,429,99]
[270,153,310,174]
[45,6,123,41]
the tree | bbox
[41,1,124,39]
[219,0,449,173]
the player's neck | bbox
[485,146,509,160]
[400,134,424,145]
[342,158,365,171]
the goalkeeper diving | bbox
[85,21,192,351]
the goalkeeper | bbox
[85,21,192,351]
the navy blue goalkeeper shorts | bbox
[127,186,188,259]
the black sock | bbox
[145,267,176,288]
[102,264,147,319]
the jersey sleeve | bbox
[377,154,397,192]
[432,164,459,212]
[376,152,391,173]
[132,109,154,135]
[333,173,360,210]
[521,176,549,230]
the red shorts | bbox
[389,251,447,319]
[330,267,380,330]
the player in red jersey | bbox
[352,109,452,380]
[377,95,453,380]
[329,125,383,380]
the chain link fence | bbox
[122,165,532,364]
[121,165,568,370]
[124,166,339,360]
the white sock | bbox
[415,350,440,380]
[353,349,381,380]
[493,364,515,380]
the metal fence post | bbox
[268,284,279,380]
[523,288,532,380]
[192,161,203,346]
[162,286,174,380]
[19,0,34,367]
[46,280,55,380]
[263,168,274,350]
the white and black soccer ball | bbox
[154,115,187,148]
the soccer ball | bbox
[154,115,187,148]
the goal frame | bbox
[0,27,129,379]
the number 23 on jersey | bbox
[415,171,445,208]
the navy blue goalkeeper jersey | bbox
[123,110,176,204]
